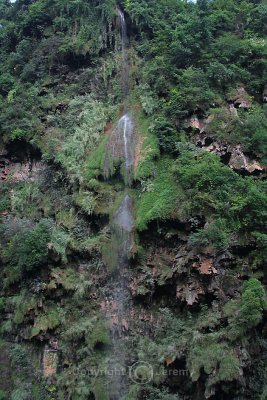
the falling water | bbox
[104,7,135,400]
[106,193,135,399]
[118,8,128,54]
[104,113,134,185]
[113,194,134,234]
[118,7,129,98]
[104,7,134,185]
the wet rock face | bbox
[104,114,135,185]
[102,9,138,400]
[113,194,134,233]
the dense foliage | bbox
[0,0,266,399]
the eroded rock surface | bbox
[227,84,252,109]
[0,159,44,182]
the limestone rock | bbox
[229,103,238,117]
[193,258,218,275]
[176,281,205,305]
[206,141,229,158]
[183,114,214,134]
[195,133,265,174]
[0,159,44,182]
[227,85,252,109]
[229,145,264,173]
[185,115,206,132]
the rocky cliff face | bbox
[0,1,267,400]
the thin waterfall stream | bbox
[118,8,129,98]
[104,7,135,400]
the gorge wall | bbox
[0,1,267,400]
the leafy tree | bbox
[3,220,52,282]
[239,278,266,329]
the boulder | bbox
[183,114,214,134]
[227,85,252,109]
[229,145,264,173]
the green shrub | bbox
[11,182,40,216]
[174,146,238,206]
[12,294,38,325]
[11,388,29,400]
[57,96,115,182]
[239,278,266,329]
[166,67,215,117]
[0,298,5,314]
[93,379,108,400]
[48,268,78,291]
[85,135,109,182]
[85,320,110,349]
[251,232,267,268]
[10,128,27,141]
[4,220,51,279]
[139,387,180,400]
[150,113,178,153]
[64,318,94,342]
[31,305,64,337]
[136,157,184,230]
[0,183,10,213]
[138,83,159,115]
[260,387,267,400]
[224,278,266,338]
[189,218,231,251]
[50,226,71,263]
[187,337,240,387]
[73,279,93,300]
[10,344,30,371]
[206,105,267,162]
[73,191,96,216]
[174,145,267,241]
[0,72,15,95]
[0,390,6,400]
[237,106,267,162]
[206,61,235,88]
[134,120,160,179]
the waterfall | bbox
[104,113,134,185]
[104,7,135,400]
[118,7,129,98]
[106,192,134,399]
[103,8,134,185]
[113,194,134,234]
[118,8,128,58]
